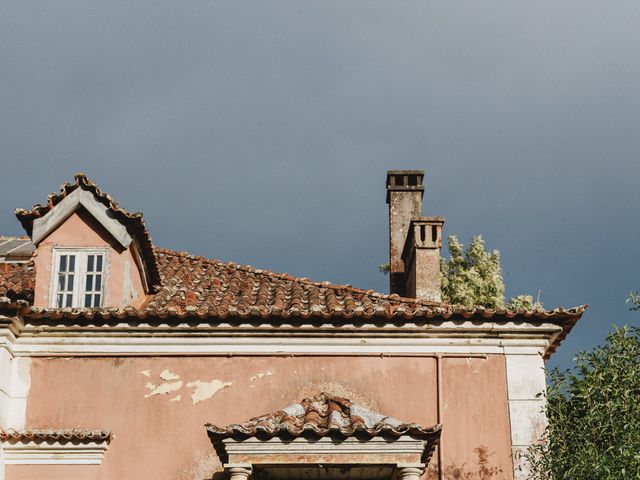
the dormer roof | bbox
[14,173,161,292]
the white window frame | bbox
[49,248,109,308]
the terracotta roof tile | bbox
[206,392,441,440]
[0,246,585,358]
[0,428,111,442]
[0,261,34,301]
[0,246,587,324]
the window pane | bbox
[52,251,106,308]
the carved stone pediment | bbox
[206,393,441,480]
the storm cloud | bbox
[1,1,639,368]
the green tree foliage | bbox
[440,235,505,308]
[380,234,542,309]
[521,327,640,480]
[440,235,542,309]
[627,291,640,311]
[505,294,545,311]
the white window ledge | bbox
[1,429,111,465]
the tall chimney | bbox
[402,217,445,302]
[386,170,425,297]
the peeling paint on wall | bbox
[145,380,183,398]
[142,369,184,398]
[186,379,232,405]
[249,370,273,381]
[140,369,231,405]
[160,369,180,381]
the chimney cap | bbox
[402,216,446,265]
[386,170,425,203]
[410,216,445,225]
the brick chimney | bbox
[386,170,444,301]
[402,217,444,302]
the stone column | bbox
[397,466,425,480]
[225,465,253,480]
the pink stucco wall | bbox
[5,465,101,480]
[32,210,146,308]
[14,355,514,480]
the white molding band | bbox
[2,439,110,465]
[223,436,427,457]
[8,335,550,356]
[2,319,561,357]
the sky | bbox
[1,1,639,370]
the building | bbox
[0,171,585,480]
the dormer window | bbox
[51,249,107,308]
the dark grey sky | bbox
[1,1,639,369]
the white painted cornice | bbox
[9,332,552,356]
[2,315,563,357]
[2,439,109,465]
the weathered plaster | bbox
[5,464,102,480]
[249,371,273,381]
[145,380,183,398]
[160,370,180,381]
[187,379,232,405]
[441,356,514,480]
[17,355,514,480]
[33,211,146,308]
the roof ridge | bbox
[151,247,588,314]
[14,173,144,221]
[153,247,442,307]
